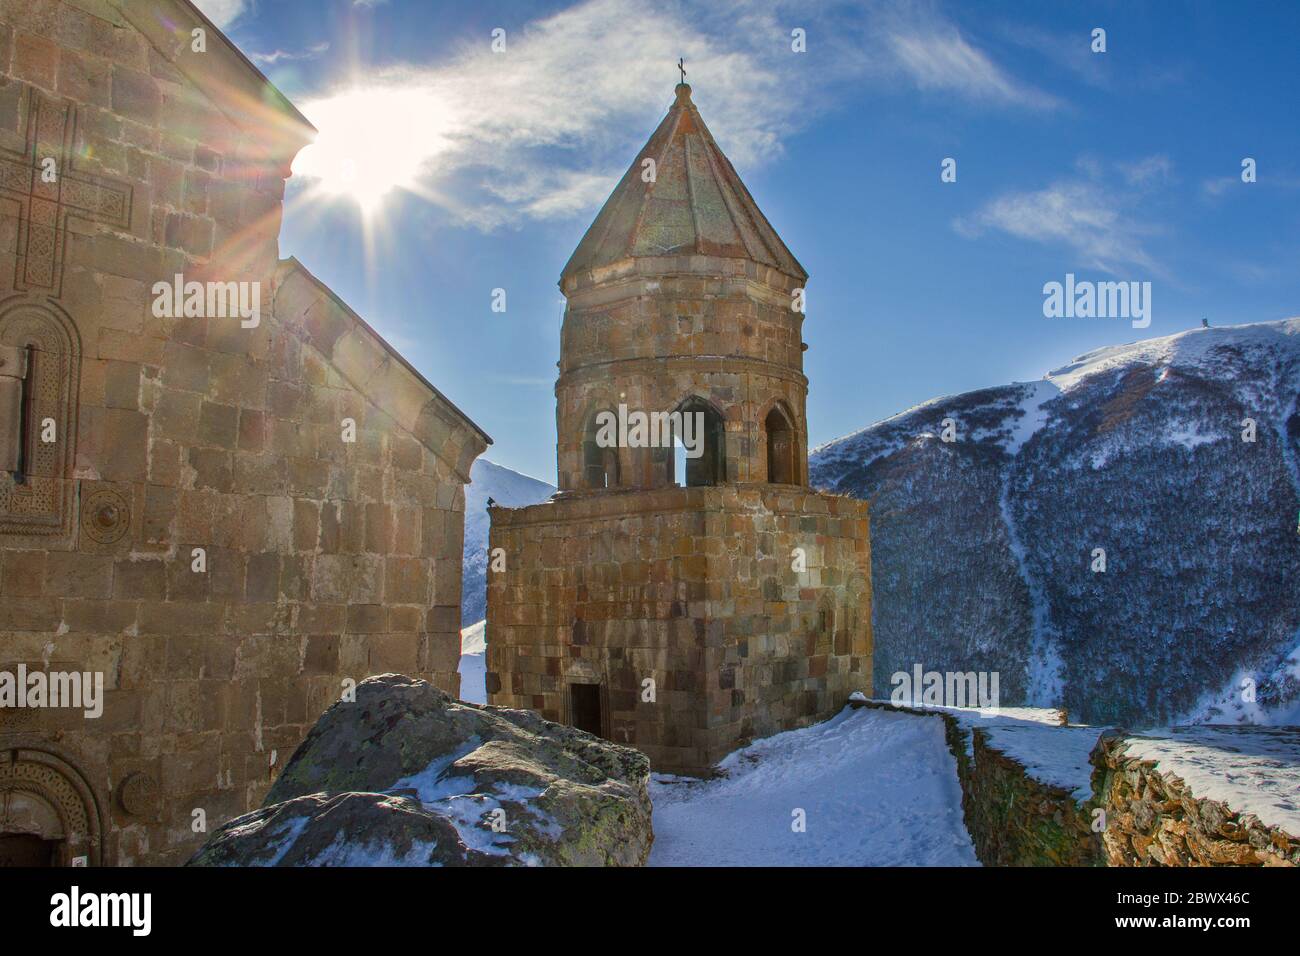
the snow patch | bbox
[1002,380,1059,454]
[1119,726,1300,836]
[388,740,548,857]
[1046,317,1300,393]
[648,707,978,866]
[1163,420,1220,449]
[458,620,487,704]
[874,701,1098,801]
[302,833,443,867]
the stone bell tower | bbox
[486,83,872,774]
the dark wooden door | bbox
[0,833,57,867]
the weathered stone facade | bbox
[0,0,487,866]
[487,83,872,773]
[489,485,870,772]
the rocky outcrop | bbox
[189,674,653,866]
[1092,729,1299,867]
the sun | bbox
[292,86,449,213]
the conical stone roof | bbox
[562,83,806,283]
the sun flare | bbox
[292,86,450,213]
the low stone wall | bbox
[860,702,1299,867]
[961,729,1101,866]
[1092,731,1298,867]
[859,701,1102,866]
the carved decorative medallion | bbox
[81,488,130,544]
[116,772,157,818]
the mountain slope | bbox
[461,458,555,625]
[811,319,1300,727]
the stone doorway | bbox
[0,832,57,866]
[570,682,604,737]
[0,749,102,866]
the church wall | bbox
[486,485,872,773]
[699,487,872,756]
[0,0,481,865]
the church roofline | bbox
[116,0,316,158]
[275,257,492,479]
[561,82,807,287]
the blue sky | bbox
[197,0,1300,480]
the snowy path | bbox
[648,707,978,866]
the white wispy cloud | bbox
[289,0,1056,229]
[1201,176,1238,198]
[955,178,1161,275]
[888,28,1058,109]
[996,23,1113,90]
[997,21,1186,93]
[1118,155,1173,187]
[193,0,250,30]
[250,42,330,66]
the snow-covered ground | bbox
[648,707,978,866]
[458,620,486,705]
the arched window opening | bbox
[765,405,796,485]
[582,409,620,489]
[672,397,726,487]
[0,301,80,538]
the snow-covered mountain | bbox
[811,319,1300,728]
[461,458,555,625]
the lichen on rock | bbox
[189,674,653,866]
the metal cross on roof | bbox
[678,58,686,84]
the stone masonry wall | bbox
[0,0,484,865]
[487,484,871,773]
[860,702,1298,867]
[1093,731,1298,866]
[556,258,809,491]
[960,727,1101,866]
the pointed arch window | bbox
[765,404,796,485]
[0,344,31,478]
[582,408,620,489]
[671,396,726,487]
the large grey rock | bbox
[188,675,652,866]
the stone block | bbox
[14,32,59,88]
